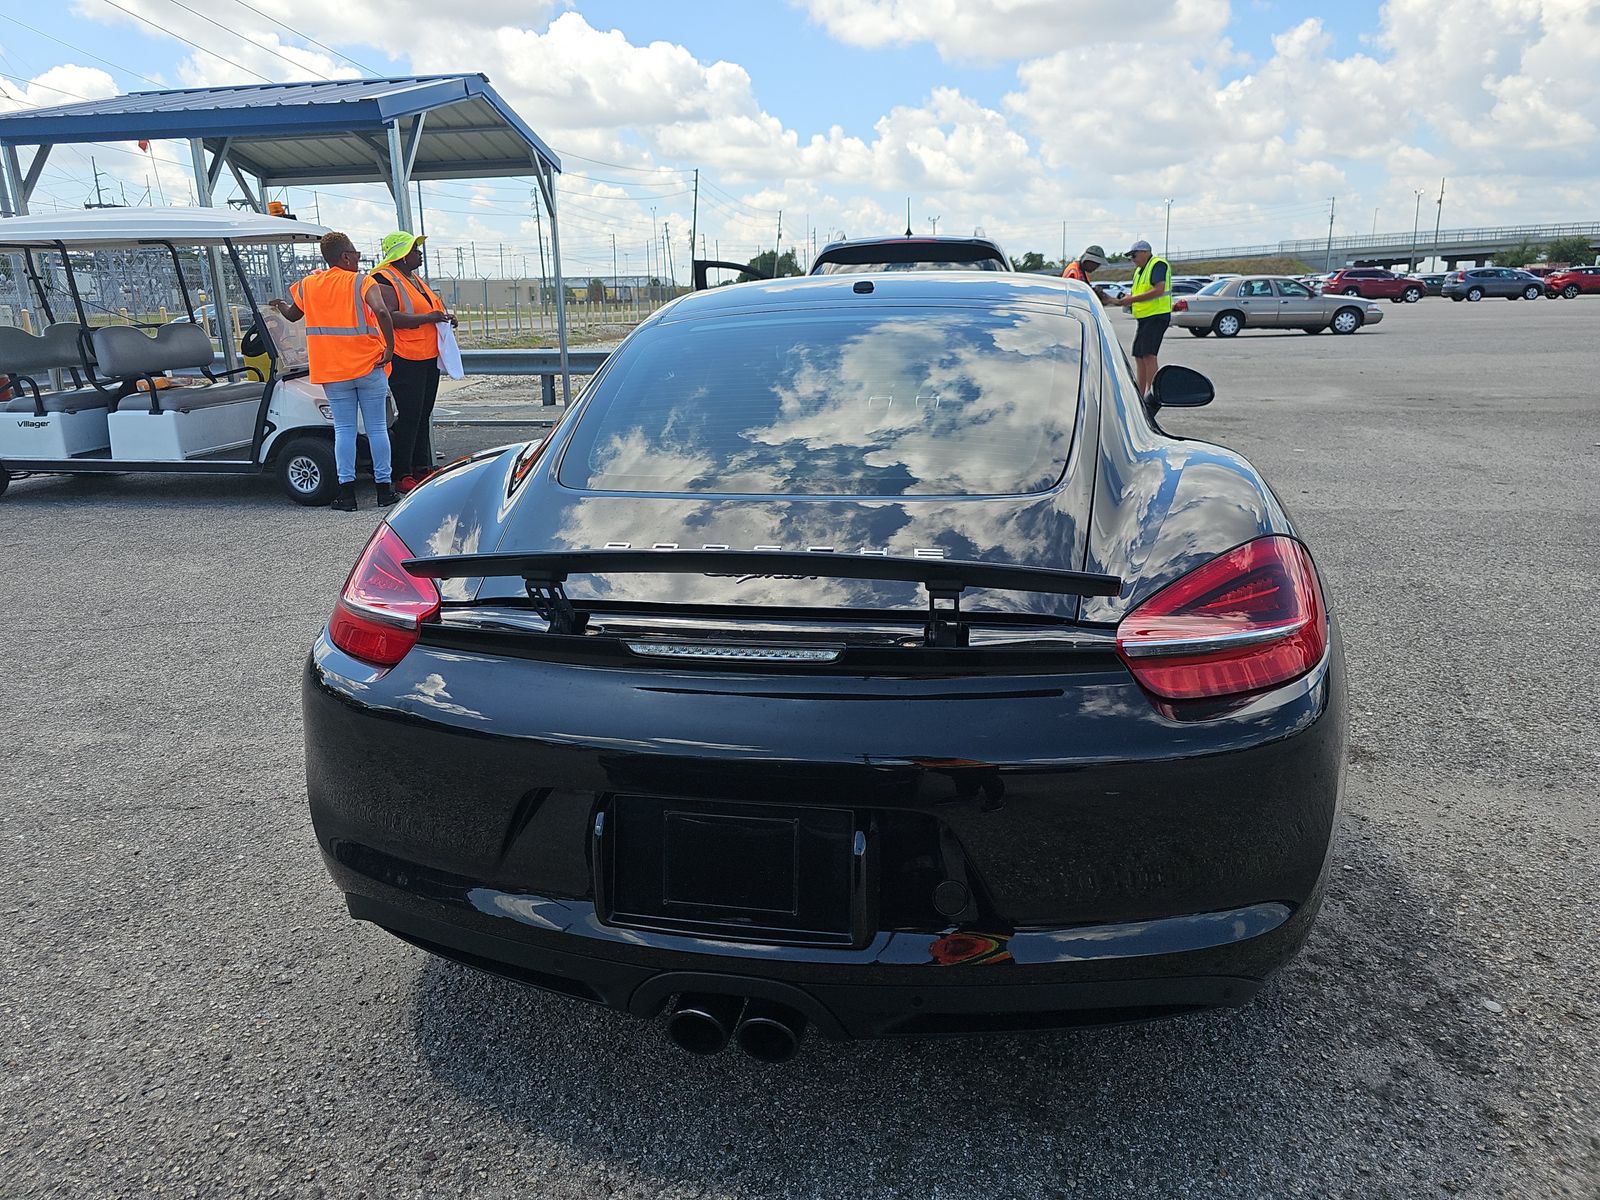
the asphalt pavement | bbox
[1,297,1596,1198]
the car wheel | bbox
[1302,325,1326,334]
[1403,287,1422,302]
[276,436,339,506]
[1188,327,1210,338]
[1213,311,1243,337]
[1330,307,1363,334]
[1342,287,1361,296]
[1467,287,1483,301]
[1389,296,1404,304]
[1450,295,1464,302]
[0,466,9,499]
[1562,284,1580,299]
[1521,285,1541,300]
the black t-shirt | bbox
[1148,260,1169,286]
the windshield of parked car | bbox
[1197,279,1232,295]
[559,306,1082,497]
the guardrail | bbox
[457,348,611,404]
[1177,221,1600,264]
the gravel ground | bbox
[1,297,1596,1198]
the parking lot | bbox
[2,297,1596,1198]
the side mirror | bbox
[1149,364,1214,409]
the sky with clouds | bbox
[1,0,1596,280]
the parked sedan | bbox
[1174,275,1384,336]
[1442,268,1547,301]
[303,273,1345,1058]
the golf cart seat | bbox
[0,322,110,456]
[97,324,265,460]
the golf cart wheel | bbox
[1403,287,1422,302]
[1330,307,1363,334]
[1562,284,1580,299]
[1213,311,1243,337]
[1467,287,1484,301]
[1522,285,1541,300]
[1188,327,1210,338]
[276,436,338,506]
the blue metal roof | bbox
[0,74,558,183]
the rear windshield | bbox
[812,243,1008,274]
[1197,279,1232,295]
[558,306,1082,497]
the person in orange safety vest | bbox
[269,232,396,512]
[1061,244,1111,300]
[371,231,456,494]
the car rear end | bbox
[303,282,1344,1050]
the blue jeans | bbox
[322,367,392,484]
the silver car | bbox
[1173,275,1385,337]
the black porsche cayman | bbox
[304,272,1345,1061]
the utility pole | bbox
[1432,177,1446,266]
[1061,220,1067,265]
[928,215,940,235]
[1372,207,1379,237]
[663,221,674,288]
[611,232,618,305]
[1409,188,1426,271]
[773,210,783,277]
[1323,196,1337,272]
[689,168,699,271]
[1163,198,1174,257]
[416,181,428,276]
[532,197,548,314]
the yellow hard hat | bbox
[378,231,425,265]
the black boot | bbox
[331,482,358,512]
[375,482,398,507]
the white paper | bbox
[436,320,464,380]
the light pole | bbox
[928,215,940,235]
[1409,188,1426,271]
[1163,198,1174,257]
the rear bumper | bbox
[305,627,1345,1038]
[340,879,1313,1039]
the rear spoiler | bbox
[403,549,1123,645]
[692,258,767,291]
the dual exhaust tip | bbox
[666,993,807,1063]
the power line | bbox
[95,0,276,84]
[221,0,383,76]
[0,14,165,87]
[156,0,335,80]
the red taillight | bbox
[328,524,440,667]
[1173,298,1188,311]
[1115,536,1328,701]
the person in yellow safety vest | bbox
[1110,239,1172,398]
[269,232,396,512]
[372,231,457,494]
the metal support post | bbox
[190,138,240,371]
[533,157,569,404]
[386,121,415,232]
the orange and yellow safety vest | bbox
[373,266,444,360]
[289,267,389,384]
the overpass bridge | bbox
[1172,221,1600,270]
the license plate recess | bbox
[601,795,867,946]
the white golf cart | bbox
[0,206,388,504]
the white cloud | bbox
[798,0,1229,63]
[0,64,118,113]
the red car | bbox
[1543,265,1600,299]
[1321,268,1429,303]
